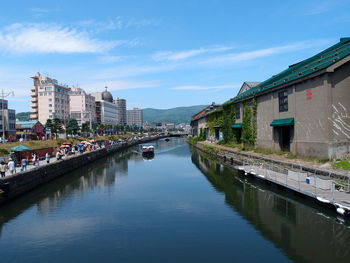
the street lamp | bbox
[1,89,14,143]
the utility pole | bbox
[1,89,14,143]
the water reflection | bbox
[191,150,350,263]
[0,148,133,234]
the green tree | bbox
[66,118,80,135]
[53,118,63,135]
[81,122,91,133]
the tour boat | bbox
[142,145,155,155]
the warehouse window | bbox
[279,90,288,112]
[236,103,240,119]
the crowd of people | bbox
[0,141,106,178]
[0,135,156,179]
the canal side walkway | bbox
[194,141,350,216]
[0,135,167,205]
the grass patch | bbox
[203,145,220,154]
[332,160,350,170]
[187,137,205,145]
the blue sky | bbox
[0,0,349,112]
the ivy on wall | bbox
[222,103,236,143]
[241,98,257,145]
[207,110,224,136]
[195,98,257,145]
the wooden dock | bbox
[236,163,350,216]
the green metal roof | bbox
[231,123,242,128]
[16,121,41,129]
[270,118,294,127]
[225,38,350,105]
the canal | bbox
[0,138,349,262]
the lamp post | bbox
[1,89,14,143]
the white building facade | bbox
[127,108,143,127]
[30,73,70,124]
[91,87,118,125]
[114,98,127,125]
[69,87,96,126]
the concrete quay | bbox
[0,135,166,205]
[192,141,350,216]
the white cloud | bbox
[76,17,159,33]
[0,23,118,54]
[98,55,126,63]
[203,40,333,64]
[152,46,233,61]
[81,80,157,92]
[171,85,238,90]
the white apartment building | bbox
[91,87,118,125]
[127,108,143,127]
[69,87,96,126]
[30,73,70,124]
[114,98,127,125]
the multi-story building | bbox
[0,99,16,141]
[69,87,96,126]
[91,87,118,125]
[114,98,127,125]
[30,73,70,124]
[127,108,143,127]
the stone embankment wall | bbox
[0,136,165,205]
[194,142,349,180]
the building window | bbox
[236,103,240,119]
[279,90,288,112]
[49,98,52,102]
[49,104,52,107]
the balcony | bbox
[31,97,38,103]
[31,92,37,97]
[31,103,38,108]
[30,113,38,119]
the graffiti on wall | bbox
[329,102,350,139]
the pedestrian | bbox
[0,161,7,177]
[8,159,16,175]
[45,152,50,164]
[21,158,27,172]
[56,150,61,160]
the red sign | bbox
[306,89,312,100]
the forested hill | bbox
[16,105,208,124]
[143,105,207,124]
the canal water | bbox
[0,138,349,263]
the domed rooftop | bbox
[102,86,113,102]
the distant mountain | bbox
[16,112,31,121]
[142,105,207,124]
[16,105,208,125]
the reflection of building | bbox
[30,73,70,123]
[0,99,16,140]
[16,121,45,140]
[91,87,118,125]
[114,98,127,125]
[127,108,143,127]
[69,87,96,126]
[192,150,350,263]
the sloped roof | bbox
[16,121,42,129]
[237,81,261,95]
[225,37,350,105]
